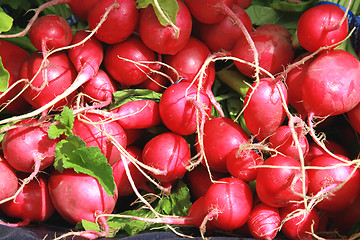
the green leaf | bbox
[0,1,31,11]
[246,5,280,26]
[47,106,74,139]
[54,135,116,196]
[110,89,162,110]
[0,8,13,33]
[136,0,179,27]
[269,0,315,12]
[0,57,9,92]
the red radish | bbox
[184,0,233,24]
[226,146,263,182]
[68,0,97,21]
[255,23,292,41]
[232,30,295,78]
[112,145,150,197]
[19,51,77,110]
[0,157,18,202]
[304,140,348,165]
[284,53,314,118]
[48,169,118,225]
[123,128,145,146]
[138,0,192,55]
[243,78,288,141]
[268,125,309,161]
[0,40,31,114]
[234,0,251,9]
[247,202,281,240]
[186,196,215,231]
[0,172,55,227]
[280,202,320,240]
[159,81,212,136]
[348,102,360,134]
[184,164,228,200]
[297,4,348,53]
[256,155,308,208]
[68,30,104,74]
[72,112,127,165]
[110,100,161,129]
[198,117,250,173]
[142,132,191,185]
[80,69,116,105]
[203,177,253,231]
[307,154,360,212]
[29,15,72,53]
[87,0,138,44]
[2,118,60,174]
[135,72,170,93]
[302,49,360,117]
[104,35,157,87]
[197,4,253,52]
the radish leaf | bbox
[0,57,9,92]
[136,0,179,26]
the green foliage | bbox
[0,57,9,92]
[136,0,179,26]
[110,89,162,109]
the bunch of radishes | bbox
[0,0,360,239]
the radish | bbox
[225,146,263,182]
[256,155,308,208]
[123,128,145,146]
[87,0,138,44]
[158,81,212,136]
[307,154,360,212]
[348,102,360,134]
[268,125,309,161]
[48,169,118,226]
[279,202,320,240]
[0,172,55,227]
[112,145,150,197]
[234,0,252,9]
[247,202,280,240]
[68,0,97,21]
[304,140,348,165]
[80,69,116,106]
[142,132,191,186]
[297,4,349,53]
[110,100,161,129]
[243,78,288,141]
[72,112,127,166]
[135,71,170,93]
[202,177,253,232]
[138,0,192,55]
[232,30,295,78]
[184,164,228,200]
[183,0,233,24]
[0,40,31,114]
[198,117,250,173]
[104,35,157,87]
[0,157,18,202]
[255,23,292,41]
[29,14,72,53]
[2,118,60,173]
[197,4,253,52]
[19,51,77,110]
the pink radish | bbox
[104,35,157,87]
[48,169,118,225]
[68,0,98,21]
[159,81,212,136]
[87,0,139,44]
[138,0,192,55]
[135,72,170,93]
[184,0,233,24]
[304,140,348,165]
[198,117,250,173]
[72,112,127,166]
[0,40,31,114]
[302,49,360,117]
[247,202,281,240]
[297,4,348,53]
[307,154,360,212]
[19,51,77,110]
[256,155,308,208]
[112,145,150,197]
[110,100,161,129]
[0,172,55,227]
[348,102,360,134]
[0,157,18,202]
[243,78,288,141]
[142,132,191,186]
[29,14,72,53]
